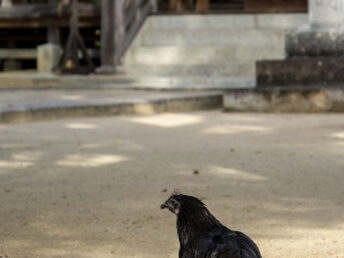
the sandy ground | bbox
[0,111,343,258]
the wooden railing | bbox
[97,0,157,74]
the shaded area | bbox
[0,111,343,257]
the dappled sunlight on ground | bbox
[0,151,42,172]
[56,95,86,101]
[331,132,344,139]
[79,143,102,149]
[128,113,203,128]
[64,123,99,130]
[329,131,344,153]
[202,124,274,135]
[0,112,344,257]
[56,154,127,167]
[0,160,33,171]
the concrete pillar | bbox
[259,0,344,87]
[37,43,62,73]
[309,0,344,27]
[286,0,344,57]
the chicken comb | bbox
[172,188,181,195]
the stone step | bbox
[140,28,284,47]
[0,73,255,90]
[223,88,344,112]
[0,89,223,124]
[127,76,256,89]
[286,28,344,57]
[125,46,285,65]
[124,63,255,77]
[257,57,344,87]
[147,14,307,30]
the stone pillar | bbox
[287,0,344,57]
[309,0,344,27]
[37,43,62,73]
[257,0,344,87]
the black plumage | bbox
[161,191,262,258]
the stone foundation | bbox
[286,26,344,57]
[224,88,344,112]
[257,0,344,87]
[257,57,344,86]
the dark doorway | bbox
[158,0,308,13]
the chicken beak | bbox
[160,203,168,209]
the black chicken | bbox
[161,190,262,258]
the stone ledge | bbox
[0,92,222,124]
[286,26,344,57]
[257,57,344,86]
[224,87,344,112]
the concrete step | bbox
[257,57,344,87]
[127,76,256,89]
[224,88,344,112]
[141,28,284,47]
[124,46,285,65]
[124,63,255,77]
[147,14,307,30]
[0,72,255,90]
[0,89,223,124]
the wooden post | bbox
[169,0,176,11]
[58,0,94,73]
[65,0,78,67]
[169,0,192,12]
[96,0,125,74]
[196,0,209,12]
[47,25,60,44]
[1,0,13,8]
[150,0,157,13]
[48,0,60,44]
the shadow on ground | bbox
[0,111,343,257]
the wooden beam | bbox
[0,3,100,18]
[125,0,144,29]
[0,35,46,41]
[0,48,36,59]
[0,48,98,59]
[244,0,307,13]
[48,0,60,44]
[124,1,151,52]
[97,0,125,73]
[59,0,94,74]
[0,17,99,28]
[196,0,209,12]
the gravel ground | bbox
[0,111,343,258]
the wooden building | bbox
[0,0,308,73]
